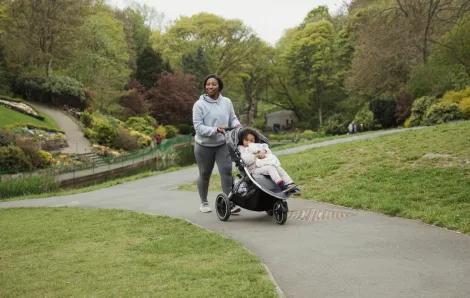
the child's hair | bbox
[239,128,260,145]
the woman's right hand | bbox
[217,125,225,133]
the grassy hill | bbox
[181,121,470,234]
[0,105,59,131]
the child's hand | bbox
[258,150,266,159]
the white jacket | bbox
[238,143,280,172]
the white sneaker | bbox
[200,203,212,213]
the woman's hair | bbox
[239,128,259,145]
[203,74,224,92]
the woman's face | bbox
[243,134,255,147]
[205,78,219,97]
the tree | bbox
[4,0,92,77]
[135,46,165,89]
[119,78,148,117]
[284,20,337,126]
[158,13,260,78]
[236,42,271,126]
[181,47,210,86]
[146,72,198,124]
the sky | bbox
[106,0,348,45]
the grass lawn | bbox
[0,105,59,130]
[0,208,277,298]
[180,121,470,234]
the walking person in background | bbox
[192,74,242,213]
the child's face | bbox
[243,134,255,147]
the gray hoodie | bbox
[192,94,241,147]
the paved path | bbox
[31,102,92,154]
[2,128,469,298]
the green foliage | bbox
[0,129,14,147]
[181,47,210,85]
[113,127,140,151]
[301,130,316,139]
[125,117,153,135]
[178,124,191,135]
[408,63,461,98]
[353,105,378,130]
[442,87,470,104]
[0,175,59,199]
[424,102,462,125]
[369,95,397,128]
[135,46,166,89]
[409,96,440,126]
[80,111,93,128]
[253,116,266,131]
[322,114,348,135]
[22,148,52,169]
[0,146,32,172]
[155,125,167,139]
[129,130,151,148]
[93,118,118,146]
[458,97,470,118]
[144,115,157,127]
[164,125,179,138]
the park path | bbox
[31,102,92,154]
[1,128,469,298]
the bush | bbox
[458,97,470,118]
[155,125,167,139]
[395,90,414,125]
[144,115,158,127]
[93,118,117,146]
[179,124,191,135]
[370,95,397,128]
[322,114,348,135]
[80,111,93,128]
[0,130,14,147]
[165,125,178,138]
[424,102,462,125]
[353,105,379,131]
[301,130,316,139]
[442,87,470,104]
[404,117,412,128]
[409,96,440,126]
[22,148,52,169]
[113,127,140,151]
[253,117,266,131]
[129,129,152,148]
[125,117,153,135]
[0,146,33,173]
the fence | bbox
[0,134,194,182]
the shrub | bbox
[22,148,52,169]
[179,124,191,135]
[353,105,379,131]
[0,130,14,147]
[458,97,470,118]
[404,117,412,128]
[370,95,397,128]
[80,111,93,128]
[93,118,117,146]
[125,117,153,135]
[155,125,167,139]
[395,90,414,125]
[144,115,158,127]
[129,129,152,148]
[409,96,440,126]
[301,130,316,139]
[442,87,470,104]
[424,102,462,125]
[165,125,179,138]
[113,127,140,151]
[322,114,348,135]
[0,146,33,172]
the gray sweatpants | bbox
[194,143,233,203]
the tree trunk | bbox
[247,96,257,126]
[318,100,323,126]
[46,58,53,77]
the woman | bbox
[193,74,242,213]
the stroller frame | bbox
[215,127,290,225]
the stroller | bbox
[215,127,290,225]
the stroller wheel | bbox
[273,202,287,225]
[215,193,231,221]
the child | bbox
[238,129,301,195]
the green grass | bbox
[2,165,195,202]
[0,208,277,297]
[180,121,470,234]
[0,105,59,130]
